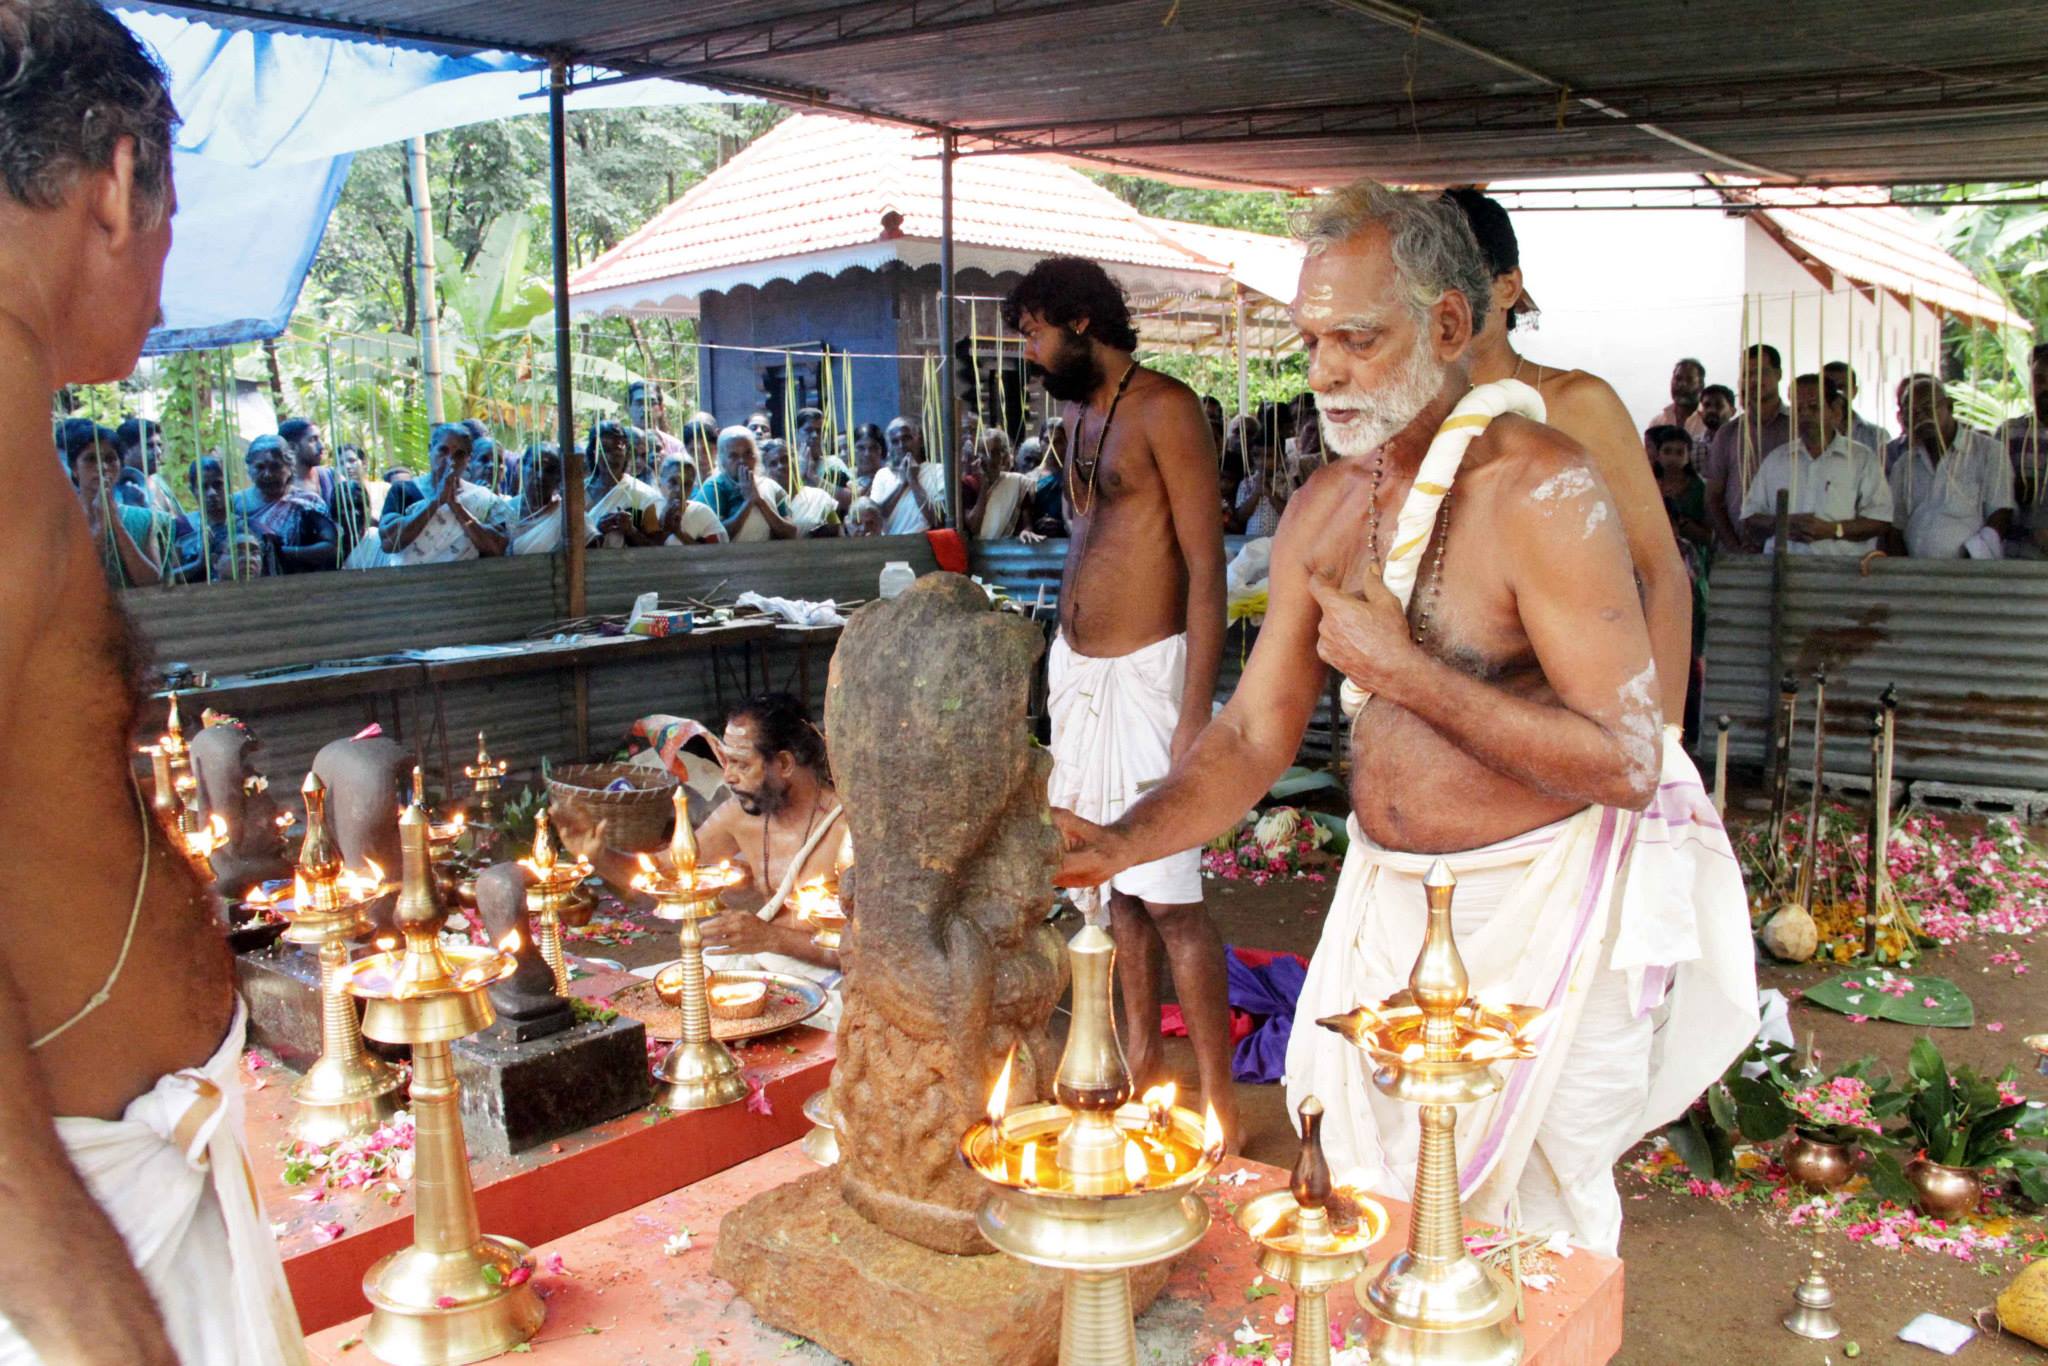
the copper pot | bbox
[1783,1131,1855,1191]
[1908,1159,1983,1220]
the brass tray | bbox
[610,968,827,1042]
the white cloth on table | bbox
[0,1000,307,1365]
[1284,734,1756,1255]
[1741,435,1891,557]
[1046,632,1201,923]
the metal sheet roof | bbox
[139,0,2048,188]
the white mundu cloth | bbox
[0,1000,308,1365]
[1286,734,1758,1255]
[1046,631,1202,923]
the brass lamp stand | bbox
[960,925,1225,1366]
[1316,861,1547,1366]
[634,787,749,1110]
[341,799,541,1365]
[287,772,405,1144]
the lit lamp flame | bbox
[1020,1139,1039,1189]
[1141,1082,1177,1133]
[1203,1103,1226,1159]
[497,927,522,954]
[987,1047,1016,1129]
[631,852,660,892]
[375,934,398,953]
[246,884,274,908]
[1123,1140,1149,1190]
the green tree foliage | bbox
[1910,183,2048,419]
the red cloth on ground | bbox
[925,528,969,574]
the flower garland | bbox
[1203,805,1337,887]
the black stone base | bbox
[452,1016,650,1157]
[236,942,326,1069]
[236,942,405,1071]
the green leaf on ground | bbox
[1244,1281,1279,1300]
[1801,974,1974,1028]
[1268,767,1340,800]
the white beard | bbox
[1316,332,1447,459]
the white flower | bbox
[663,1228,693,1257]
[1253,808,1301,850]
[1233,1320,1271,1345]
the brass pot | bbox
[1783,1131,1855,1191]
[1908,1159,1983,1220]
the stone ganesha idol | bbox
[824,573,1067,1255]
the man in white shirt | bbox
[1741,373,1892,557]
[1887,375,2014,559]
[870,415,944,535]
[1823,361,1892,456]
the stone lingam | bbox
[188,713,293,900]
[239,731,410,1064]
[717,574,1174,1366]
[448,862,649,1156]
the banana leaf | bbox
[1802,973,1974,1028]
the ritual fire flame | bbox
[497,928,522,954]
[988,1047,1016,1128]
[1123,1141,1148,1190]
[1141,1082,1177,1132]
[1203,1103,1225,1159]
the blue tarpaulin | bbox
[112,6,730,354]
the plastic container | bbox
[879,561,915,600]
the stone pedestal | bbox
[237,941,328,1069]
[713,1167,1172,1366]
[452,1016,650,1157]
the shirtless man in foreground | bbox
[1445,188,1693,724]
[1054,183,1752,1252]
[999,257,1233,1144]
[0,5,300,1361]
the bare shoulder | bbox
[1132,364,1200,410]
[1131,365,1215,466]
[1536,366,1623,414]
[1274,458,1366,572]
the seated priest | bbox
[358,423,510,565]
[560,692,848,1027]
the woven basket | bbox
[546,763,679,853]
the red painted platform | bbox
[305,1145,1623,1364]
[252,967,833,1333]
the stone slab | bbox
[712,1167,1171,1366]
[1909,780,2042,819]
[453,1015,652,1157]
[250,1012,834,1333]
[304,1146,1624,1366]
[237,941,328,1069]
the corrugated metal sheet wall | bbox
[1699,557,2048,790]
[118,538,942,800]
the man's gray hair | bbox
[1294,181,1492,335]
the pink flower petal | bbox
[1987,1022,2007,1033]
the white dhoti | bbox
[0,1000,307,1365]
[1285,734,1756,1254]
[1047,632,1202,923]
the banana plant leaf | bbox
[1801,973,1974,1028]
[1268,767,1340,800]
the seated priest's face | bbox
[720,721,791,817]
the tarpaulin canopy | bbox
[114,6,732,353]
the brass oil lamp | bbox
[791,878,846,952]
[140,693,187,820]
[340,798,539,1365]
[518,809,593,997]
[285,772,405,1144]
[960,925,1225,1366]
[1236,1097,1388,1366]
[1315,861,1547,1366]
[463,732,508,831]
[633,786,749,1110]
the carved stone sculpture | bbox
[188,714,291,897]
[824,574,1066,1255]
[473,862,573,1042]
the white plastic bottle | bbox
[878,560,915,600]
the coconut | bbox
[1759,903,1819,963]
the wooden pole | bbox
[940,132,960,529]
[407,135,446,426]
[548,58,590,753]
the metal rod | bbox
[406,135,446,426]
[1865,708,1884,960]
[940,131,960,529]
[548,58,590,754]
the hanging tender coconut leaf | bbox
[1802,973,1974,1028]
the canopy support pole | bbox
[1234,283,1250,420]
[407,135,446,425]
[940,131,960,529]
[549,56,590,753]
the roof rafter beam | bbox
[579,0,1121,79]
